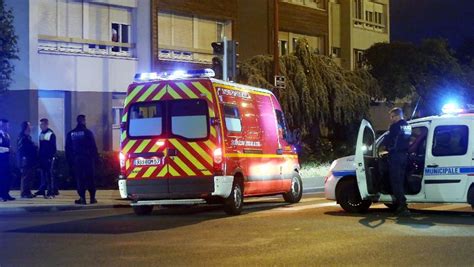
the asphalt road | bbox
[0,193,473,266]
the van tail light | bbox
[119,152,127,173]
[213,148,223,164]
[155,140,165,147]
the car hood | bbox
[329,155,356,176]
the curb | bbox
[0,204,130,215]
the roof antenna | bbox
[410,96,421,119]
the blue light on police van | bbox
[442,102,464,114]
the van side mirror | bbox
[211,117,221,126]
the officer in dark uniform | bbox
[17,121,38,198]
[35,118,57,198]
[66,115,98,205]
[0,119,15,201]
[383,108,412,216]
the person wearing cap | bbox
[35,118,57,198]
[0,119,15,201]
[66,115,98,205]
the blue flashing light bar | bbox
[442,102,464,114]
[134,68,215,82]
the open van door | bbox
[354,119,378,199]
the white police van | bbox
[325,104,474,212]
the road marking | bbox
[278,202,338,211]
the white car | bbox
[325,110,474,213]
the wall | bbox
[237,0,271,60]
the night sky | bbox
[390,0,474,48]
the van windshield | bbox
[129,102,164,137]
[170,99,209,139]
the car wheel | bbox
[133,205,154,216]
[224,181,243,215]
[336,179,371,213]
[283,173,303,203]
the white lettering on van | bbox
[218,88,251,99]
[231,139,261,147]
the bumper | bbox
[118,176,233,201]
[324,174,338,200]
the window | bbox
[280,40,288,56]
[432,125,469,157]
[170,99,209,140]
[332,47,341,58]
[362,126,375,156]
[111,23,130,53]
[112,107,124,126]
[129,103,164,137]
[409,126,428,155]
[354,0,363,19]
[275,110,289,140]
[354,49,365,69]
[224,104,242,132]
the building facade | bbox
[329,0,390,70]
[1,0,389,152]
[2,0,152,151]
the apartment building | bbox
[2,0,152,151]
[329,0,390,70]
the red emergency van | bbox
[118,69,302,215]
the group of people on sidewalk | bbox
[0,115,99,205]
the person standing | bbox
[35,118,57,198]
[383,108,412,216]
[0,119,15,201]
[66,115,98,205]
[17,121,38,198]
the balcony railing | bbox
[158,45,214,64]
[353,18,386,32]
[38,35,135,58]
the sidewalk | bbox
[0,190,129,215]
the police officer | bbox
[66,115,98,205]
[18,121,38,198]
[383,107,412,216]
[0,119,15,201]
[35,118,57,198]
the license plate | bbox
[134,158,161,166]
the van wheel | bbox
[384,203,399,211]
[283,173,303,203]
[133,205,153,216]
[336,179,371,213]
[224,182,243,215]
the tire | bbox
[283,173,303,203]
[133,205,154,216]
[336,179,371,213]
[224,181,244,215]
[384,203,399,211]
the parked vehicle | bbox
[326,105,474,213]
[118,69,302,215]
